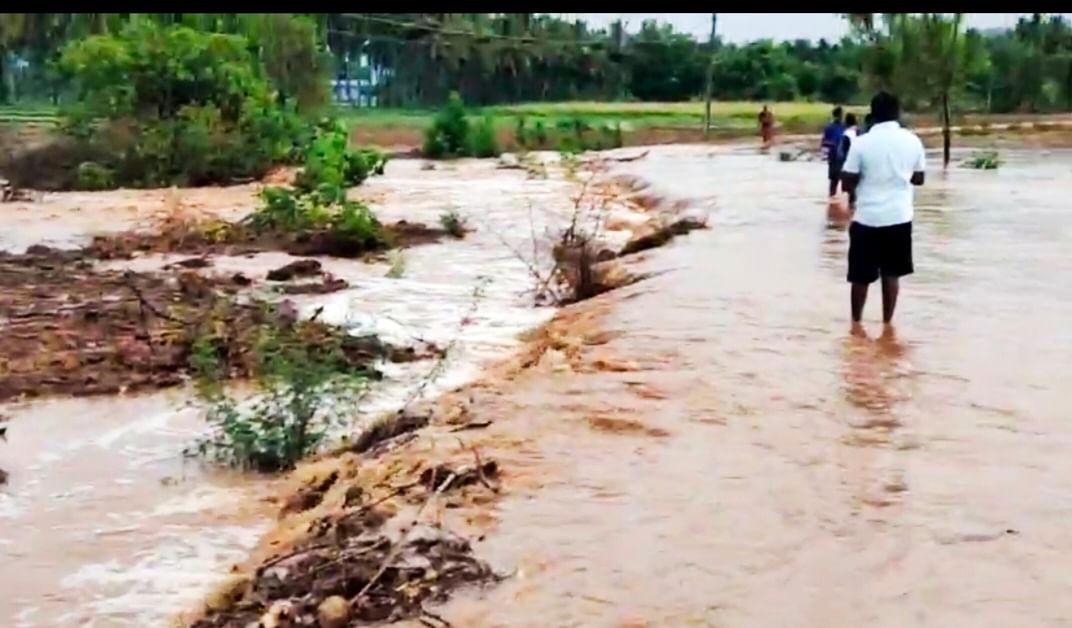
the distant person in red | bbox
[758,105,775,147]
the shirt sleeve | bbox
[842,141,861,174]
[913,137,926,172]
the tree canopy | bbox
[1,12,1072,114]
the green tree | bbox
[850,13,990,167]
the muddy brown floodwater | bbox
[434,145,1072,627]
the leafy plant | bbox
[35,19,311,189]
[965,149,1001,169]
[423,91,469,158]
[439,209,467,238]
[295,120,386,192]
[467,115,501,158]
[187,315,370,472]
[75,161,114,190]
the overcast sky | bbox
[559,13,1069,43]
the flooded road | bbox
[440,145,1072,627]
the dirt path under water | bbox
[413,144,1072,627]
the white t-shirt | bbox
[841,121,926,227]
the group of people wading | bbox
[758,94,926,328]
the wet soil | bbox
[0,249,400,402]
[86,213,450,262]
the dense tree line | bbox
[2,13,1072,114]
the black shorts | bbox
[847,221,914,284]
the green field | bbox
[0,100,859,134]
[337,100,860,133]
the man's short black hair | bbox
[832,106,843,119]
[845,113,858,126]
[871,91,900,123]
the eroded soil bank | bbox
[202,143,1072,627]
[0,151,697,626]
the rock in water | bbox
[317,596,350,628]
[267,259,323,281]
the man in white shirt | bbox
[840,92,926,326]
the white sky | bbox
[558,13,1070,43]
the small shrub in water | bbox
[965,150,1001,170]
[440,209,467,238]
[188,316,370,472]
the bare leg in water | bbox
[851,277,900,325]
[851,283,869,324]
[881,276,899,323]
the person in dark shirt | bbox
[820,106,845,198]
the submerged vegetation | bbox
[965,149,1002,169]
[187,304,374,472]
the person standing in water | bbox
[840,92,925,327]
[837,113,859,207]
[758,105,775,148]
[820,106,845,197]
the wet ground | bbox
[434,144,1072,627]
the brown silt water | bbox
[437,145,1072,627]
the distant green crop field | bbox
[337,100,859,133]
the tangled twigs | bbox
[352,469,459,603]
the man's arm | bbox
[911,138,926,186]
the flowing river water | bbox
[3,143,1071,627]
[437,144,1072,627]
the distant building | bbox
[331,52,382,107]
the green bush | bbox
[244,118,387,251]
[468,116,501,158]
[43,19,309,189]
[423,91,470,158]
[75,161,114,191]
[422,91,502,159]
[965,150,1001,170]
[187,317,369,472]
[439,209,467,238]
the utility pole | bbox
[703,14,718,140]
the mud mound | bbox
[0,137,113,191]
[88,215,451,261]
